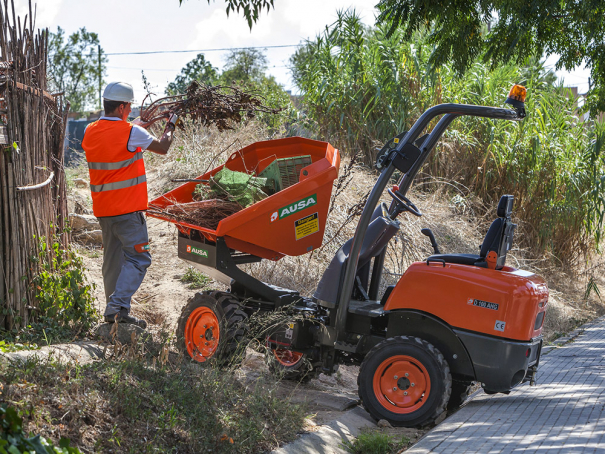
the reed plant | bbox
[291,10,441,161]
[291,9,605,261]
[437,63,605,262]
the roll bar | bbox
[334,103,526,340]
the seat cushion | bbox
[427,253,481,266]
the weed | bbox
[18,235,98,344]
[342,430,410,454]
[0,340,39,353]
[0,355,308,453]
[76,247,101,259]
[0,404,82,453]
[181,267,210,289]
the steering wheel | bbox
[388,188,423,217]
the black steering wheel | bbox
[388,188,423,217]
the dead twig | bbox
[148,199,242,230]
[140,81,282,131]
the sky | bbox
[14,0,591,106]
[14,0,378,104]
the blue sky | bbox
[15,0,590,104]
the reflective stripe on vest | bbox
[88,151,143,171]
[81,120,148,217]
[90,174,147,193]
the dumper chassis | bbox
[149,86,548,427]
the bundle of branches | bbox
[148,200,242,230]
[139,81,282,131]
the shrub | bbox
[0,404,81,454]
[24,235,97,343]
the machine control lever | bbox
[421,228,441,254]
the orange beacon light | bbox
[505,84,527,109]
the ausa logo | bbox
[270,194,317,222]
[186,245,208,258]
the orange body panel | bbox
[148,137,340,260]
[384,262,549,341]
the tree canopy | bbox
[179,0,274,28]
[165,53,218,95]
[221,48,268,84]
[185,0,604,114]
[47,27,107,113]
[376,0,605,114]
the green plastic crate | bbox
[259,155,312,193]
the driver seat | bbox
[426,195,516,270]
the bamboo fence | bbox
[0,0,69,330]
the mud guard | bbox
[386,310,475,381]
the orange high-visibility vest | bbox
[82,119,148,217]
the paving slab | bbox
[272,406,376,454]
[407,316,605,453]
[0,341,104,365]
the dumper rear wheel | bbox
[176,291,248,366]
[358,336,451,427]
[266,348,319,383]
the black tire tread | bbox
[176,290,248,367]
[358,335,452,427]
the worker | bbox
[82,81,175,328]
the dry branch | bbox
[148,199,242,230]
[16,170,54,191]
[139,81,281,131]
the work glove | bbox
[164,113,179,132]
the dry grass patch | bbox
[1,355,308,453]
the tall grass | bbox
[291,10,605,261]
[291,10,441,161]
[437,64,605,262]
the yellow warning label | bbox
[295,212,319,240]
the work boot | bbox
[104,308,147,329]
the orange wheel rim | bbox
[372,355,431,414]
[184,307,220,362]
[273,349,304,366]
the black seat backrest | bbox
[479,195,516,269]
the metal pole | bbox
[97,44,102,110]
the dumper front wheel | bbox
[358,336,451,427]
[176,291,248,366]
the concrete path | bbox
[272,407,375,454]
[408,316,605,453]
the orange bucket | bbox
[148,137,340,260]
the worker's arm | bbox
[146,125,174,155]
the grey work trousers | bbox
[98,211,151,316]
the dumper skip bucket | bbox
[148,137,341,260]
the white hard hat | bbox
[103,82,135,103]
